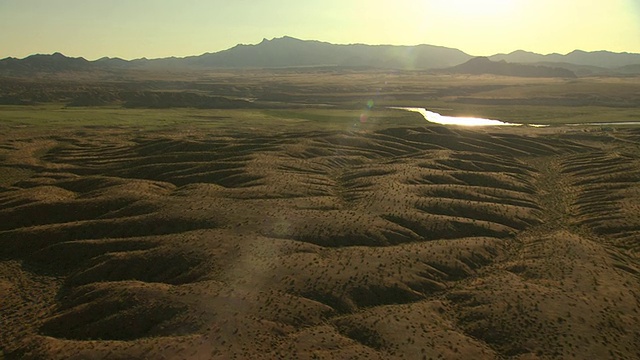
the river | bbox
[391,107,521,126]
[392,107,640,127]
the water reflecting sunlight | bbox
[392,107,520,126]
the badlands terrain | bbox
[1,70,640,359]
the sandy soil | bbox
[1,124,639,359]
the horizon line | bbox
[2,36,639,62]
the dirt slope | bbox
[1,125,639,359]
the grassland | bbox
[1,70,640,359]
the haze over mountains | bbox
[1,36,640,76]
[436,57,578,78]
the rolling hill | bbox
[437,57,578,78]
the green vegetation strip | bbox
[0,105,426,131]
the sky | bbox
[1,0,639,60]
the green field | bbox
[0,105,427,132]
[1,71,638,129]
[1,103,638,133]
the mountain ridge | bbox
[1,36,640,74]
[438,57,578,78]
[490,48,640,68]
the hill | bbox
[1,118,640,359]
[490,49,640,69]
[438,57,577,78]
[0,52,93,73]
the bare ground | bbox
[1,125,640,359]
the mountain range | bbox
[437,57,578,78]
[2,36,640,76]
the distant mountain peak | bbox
[467,56,491,62]
[259,36,303,44]
[278,35,299,41]
[510,50,536,55]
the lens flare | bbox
[367,99,374,109]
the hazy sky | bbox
[1,0,639,60]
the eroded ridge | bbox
[446,151,640,358]
[2,126,640,359]
[564,151,640,252]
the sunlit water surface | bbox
[392,107,521,126]
[392,107,640,127]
